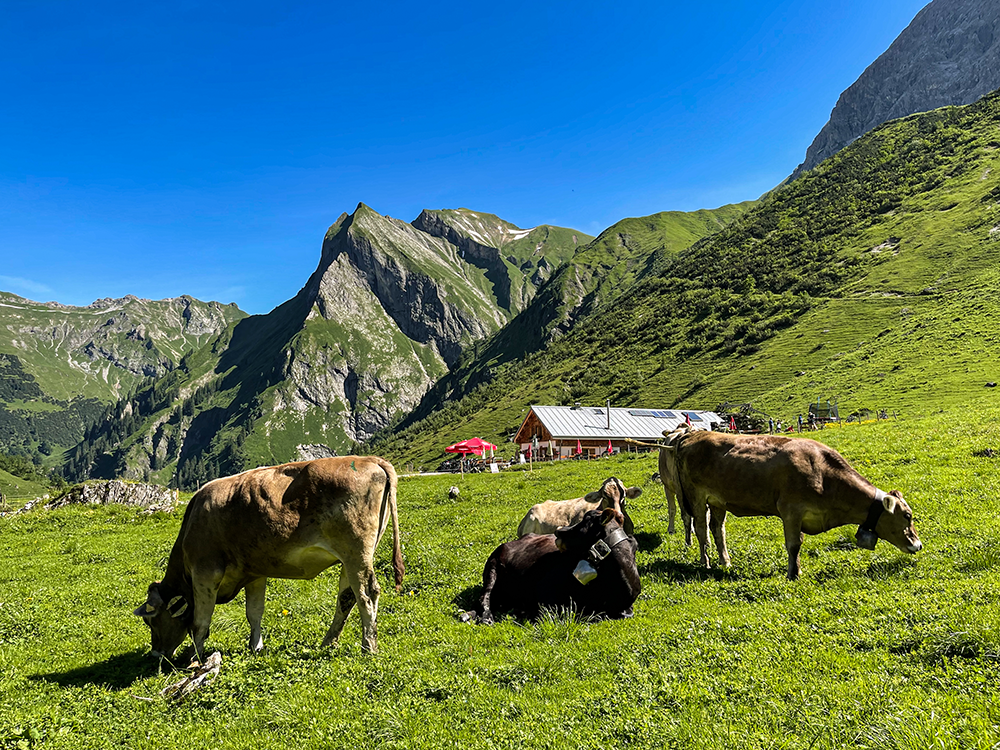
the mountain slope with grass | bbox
[62,204,591,487]
[389,203,756,437]
[373,91,1000,469]
[0,293,245,458]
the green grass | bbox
[0,468,51,507]
[2,405,998,748]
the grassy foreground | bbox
[1,406,999,749]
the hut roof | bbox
[513,405,722,443]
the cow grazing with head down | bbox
[134,456,403,659]
[659,426,922,579]
[516,477,641,537]
[466,508,640,624]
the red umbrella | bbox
[445,437,498,457]
[576,439,582,455]
[607,439,613,455]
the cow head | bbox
[133,581,191,657]
[554,508,623,554]
[584,477,642,513]
[856,490,923,554]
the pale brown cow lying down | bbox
[659,426,922,579]
[134,456,403,659]
[517,477,641,537]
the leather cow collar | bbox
[586,527,631,564]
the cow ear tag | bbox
[167,596,189,618]
[573,560,598,585]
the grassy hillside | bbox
[373,92,1000,469]
[385,202,756,449]
[1,405,997,748]
[0,294,245,457]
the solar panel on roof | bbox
[683,412,703,421]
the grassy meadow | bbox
[2,405,999,749]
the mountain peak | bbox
[792,0,1000,180]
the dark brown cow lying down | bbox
[660,426,922,579]
[134,456,403,658]
[465,509,640,624]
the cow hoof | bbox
[458,610,477,624]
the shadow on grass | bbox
[639,558,734,583]
[453,585,482,612]
[634,531,662,553]
[29,649,163,690]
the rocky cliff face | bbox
[792,0,1000,179]
[72,202,592,486]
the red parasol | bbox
[445,437,498,457]
[576,439,582,455]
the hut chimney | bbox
[606,399,611,430]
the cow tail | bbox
[378,459,405,593]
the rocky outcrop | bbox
[296,444,337,461]
[792,0,1000,179]
[6,480,179,516]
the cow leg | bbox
[666,490,677,535]
[245,577,267,653]
[782,514,805,580]
[692,501,712,569]
[190,569,223,662]
[709,507,731,568]
[478,555,501,625]
[320,567,356,648]
[323,561,380,653]
[352,564,381,653]
[683,508,693,547]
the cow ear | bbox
[881,492,898,514]
[167,596,189,618]
[135,583,164,618]
[626,486,642,499]
[600,508,615,525]
[583,491,602,503]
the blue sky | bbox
[2,0,930,315]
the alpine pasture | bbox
[2,405,998,749]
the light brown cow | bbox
[660,426,922,579]
[134,456,403,658]
[516,477,640,537]
[657,452,693,544]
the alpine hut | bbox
[512,404,722,459]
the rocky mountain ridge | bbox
[792,0,1000,179]
[62,203,593,487]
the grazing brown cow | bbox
[466,508,641,624]
[134,456,403,658]
[516,477,640,537]
[659,426,922,579]
[657,451,693,544]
